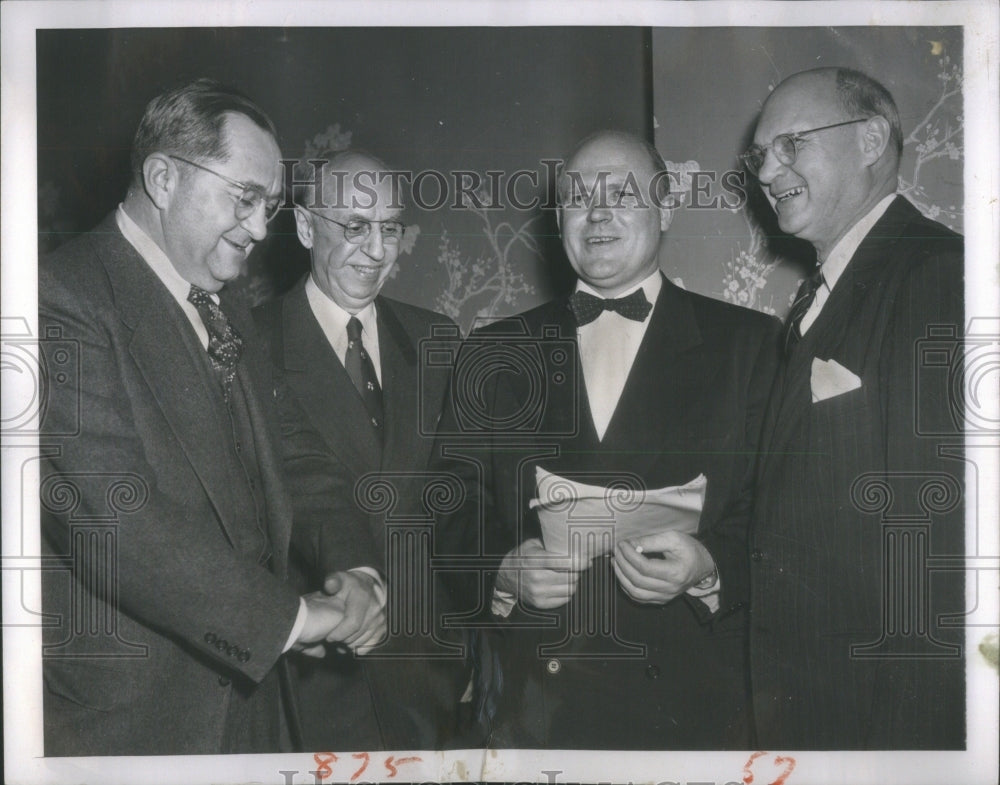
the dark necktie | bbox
[568,288,653,327]
[345,316,384,435]
[783,267,825,356]
[187,284,243,398]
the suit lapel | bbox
[100,219,241,546]
[765,196,914,456]
[375,298,421,471]
[601,276,703,475]
[280,282,381,475]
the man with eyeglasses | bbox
[744,68,965,749]
[38,79,386,755]
[253,150,468,750]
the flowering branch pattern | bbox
[434,193,538,333]
[897,55,963,231]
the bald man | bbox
[436,130,781,749]
[254,151,466,750]
[744,68,965,749]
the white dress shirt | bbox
[305,274,382,382]
[576,271,662,440]
[800,193,897,335]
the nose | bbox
[362,226,386,261]
[586,201,612,223]
[240,201,269,243]
[755,146,784,186]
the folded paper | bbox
[530,466,706,558]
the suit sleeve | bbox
[688,315,782,624]
[39,265,301,683]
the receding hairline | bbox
[563,130,665,174]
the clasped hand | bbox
[613,530,715,604]
[293,571,387,658]
[495,537,590,609]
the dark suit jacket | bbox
[749,196,966,749]
[254,279,467,750]
[38,214,303,755]
[436,274,781,749]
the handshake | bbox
[292,570,388,658]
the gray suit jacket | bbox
[39,214,302,755]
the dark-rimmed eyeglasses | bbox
[169,154,282,222]
[740,118,870,176]
[302,207,405,244]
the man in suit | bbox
[254,150,468,750]
[39,79,385,756]
[436,130,781,749]
[744,67,965,748]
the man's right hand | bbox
[494,537,588,609]
[293,592,348,658]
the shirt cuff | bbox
[491,587,517,618]
[686,570,721,614]
[283,597,308,653]
[349,566,387,608]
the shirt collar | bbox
[819,193,897,292]
[305,274,378,338]
[115,203,214,305]
[575,269,663,311]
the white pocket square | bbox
[811,357,862,403]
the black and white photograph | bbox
[2,2,998,784]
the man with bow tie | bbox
[436,130,781,749]
[744,68,965,749]
[38,80,385,756]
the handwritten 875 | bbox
[278,752,423,783]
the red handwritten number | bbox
[384,755,423,778]
[742,750,797,785]
[350,752,370,782]
[313,752,338,781]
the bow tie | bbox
[568,288,652,327]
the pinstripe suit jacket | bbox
[749,196,966,749]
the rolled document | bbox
[529,466,706,558]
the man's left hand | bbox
[613,530,715,604]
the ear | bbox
[142,153,175,210]
[293,205,315,248]
[859,115,891,165]
[555,205,563,234]
[657,200,673,233]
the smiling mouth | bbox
[774,186,805,203]
[586,236,619,245]
[225,238,251,253]
[350,264,381,278]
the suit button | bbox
[218,676,231,687]
[226,644,239,658]
[238,650,251,663]
[545,659,561,675]
[204,632,217,644]
[215,638,228,652]
[751,549,763,562]
[645,665,661,679]
[235,441,242,452]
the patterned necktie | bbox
[345,316,384,435]
[568,288,653,327]
[783,267,825,356]
[187,284,244,399]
